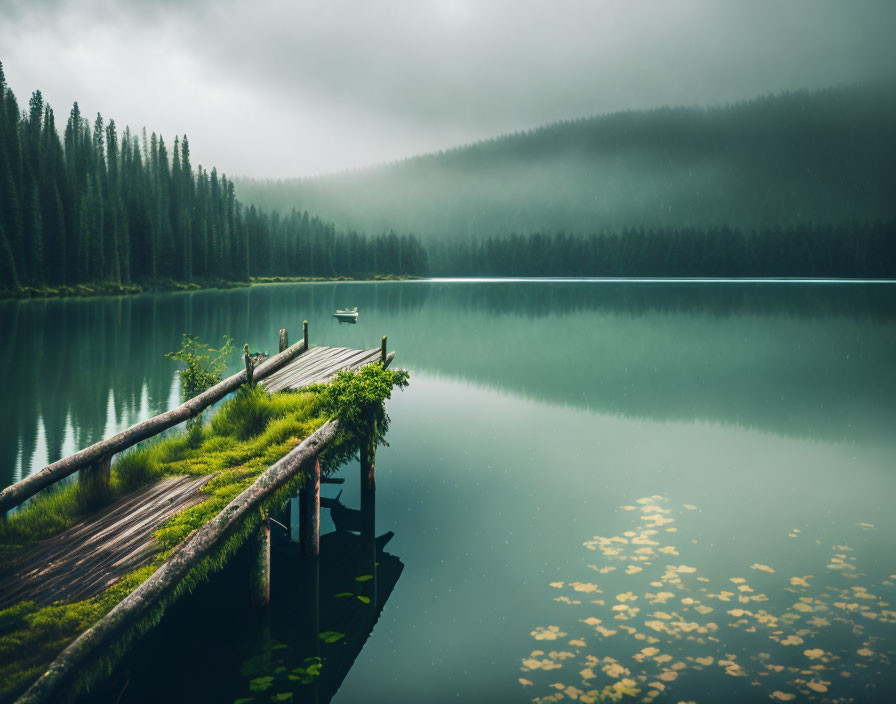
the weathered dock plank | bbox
[261,345,383,392]
[0,475,212,609]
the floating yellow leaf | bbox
[531,626,567,641]
[806,680,829,693]
[779,635,804,646]
[518,678,534,686]
[770,692,796,701]
[602,662,629,678]
[750,563,775,573]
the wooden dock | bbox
[0,322,396,704]
[262,344,394,392]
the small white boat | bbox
[333,307,358,322]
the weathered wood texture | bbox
[18,420,339,704]
[0,338,309,514]
[0,475,211,609]
[78,455,112,509]
[261,346,395,393]
[300,458,321,558]
[249,517,271,607]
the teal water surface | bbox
[2,280,895,704]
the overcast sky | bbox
[2,0,895,178]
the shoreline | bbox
[0,275,420,302]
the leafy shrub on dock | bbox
[165,334,234,402]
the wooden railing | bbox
[0,322,312,516]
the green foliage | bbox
[114,450,162,493]
[211,385,276,440]
[311,364,409,470]
[0,482,82,548]
[314,364,409,435]
[166,334,234,401]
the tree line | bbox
[0,62,427,292]
[426,220,896,278]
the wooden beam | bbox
[0,336,310,514]
[278,328,289,353]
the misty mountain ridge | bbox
[235,81,896,241]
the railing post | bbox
[303,320,309,350]
[79,454,112,508]
[249,514,271,607]
[380,335,387,365]
[244,343,254,387]
[278,328,288,353]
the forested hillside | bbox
[428,221,896,277]
[0,62,427,294]
[236,82,896,242]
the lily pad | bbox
[249,676,274,692]
[318,630,345,643]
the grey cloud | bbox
[2,0,895,177]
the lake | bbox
[2,280,895,703]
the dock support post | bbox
[79,454,112,508]
[278,328,289,353]
[299,457,320,557]
[380,335,387,365]
[303,320,309,350]
[249,514,271,607]
[360,408,377,607]
[244,344,254,387]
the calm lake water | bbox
[2,280,896,703]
